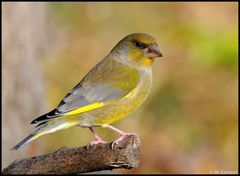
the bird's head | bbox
[111,33,163,67]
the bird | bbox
[12,33,163,150]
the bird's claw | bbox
[111,132,139,149]
[87,139,107,150]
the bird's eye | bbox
[135,41,147,49]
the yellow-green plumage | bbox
[76,59,152,126]
[12,33,162,150]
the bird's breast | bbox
[79,68,153,126]
[123,68,152,101]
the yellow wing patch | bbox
[32,131,47,140]
[65,102,105,116]
[63,88,138,117]
[65,89,138,117]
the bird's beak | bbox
[145,44,163,58]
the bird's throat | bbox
[140,57,154,67]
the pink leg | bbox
[87,127,106,149]
[104,125,139,149]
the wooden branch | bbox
[2,135,141,174]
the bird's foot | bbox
[111,132,139,149]
[87,138,107,150]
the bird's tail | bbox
[11,128,47,150]
[12,119,79,150]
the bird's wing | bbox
[31,57,139,124]
[59,84,125,114]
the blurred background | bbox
[2,2,238,174]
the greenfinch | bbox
[13,33,163,150]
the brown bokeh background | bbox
[2,2,238,174]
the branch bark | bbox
[2,135,141,174]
